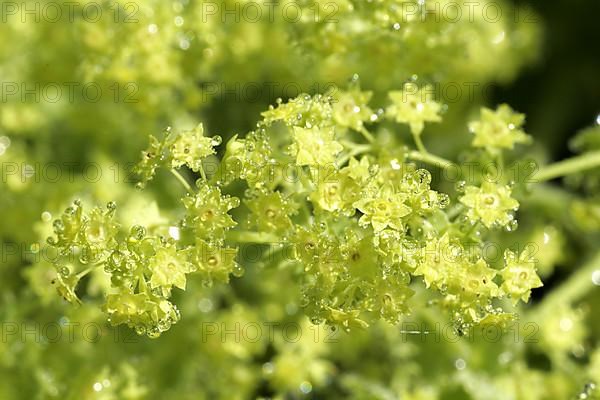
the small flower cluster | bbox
[46,88,544,337]
[134,124,221,187]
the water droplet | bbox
[392,22,401,30]
[168,226,180,240]
[505,219,518,232]
[559,317,573,332]
[299,381,313,394]
[131,225,146,240]
[262,362,274,375]
[158,319,172,332]
[454,358,466,370]
[53,220,65,232]
[198,298,213,313]
[455,180,466,193]
[0,136,11,154]
[438,193,450,208]
[232,264,244,278]
[179,38,190,50]
[107,201,117,211]
[591,270,600,286]
[211,135,222,146]
[415,169,432,185]
[135,326,146,336]
[147,327,161,339]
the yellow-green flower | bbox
[500,250,543,304]
[292,125,344,166]
[386,83,442,135]
[194,240,240,284]
[246,191,296,234]
[170,123,217,172]
[332,88,373,132]
[148,245,195,295]
[181,184,239,241]
[354,185,411,232]
[459,181,519,228]
[469,104,531,154]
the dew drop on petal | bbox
[168,226,180,240]
[454,358,466,370]
[559,317,573,332]
[179,38,190,50]
[262,362,274,375]
[591,270,600,286]
[299,381,313,394]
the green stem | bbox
[170,169,193,192]
[535,150,600,182]
[408,150,456,170]
[198,164,207,181]
[338,143,372,166]
[358,127,375,143]
[446,204,465,220]
[76,265,98,279]
[412,132,427,154]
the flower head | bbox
[459,181,519,228]
[170,123,218,172]
[148,244,195,295]
[500,250,543,304]
[386,83,442,135]
[469,104,531,154]
[181,184,239,242]
[332,88,373,132]
[354,184,411,232]
[292,125,344,167]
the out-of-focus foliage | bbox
[1,1,600,399]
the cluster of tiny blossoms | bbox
[47,83,542,336]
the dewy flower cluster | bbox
[6,0,600,397]
[47,86,544,337]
